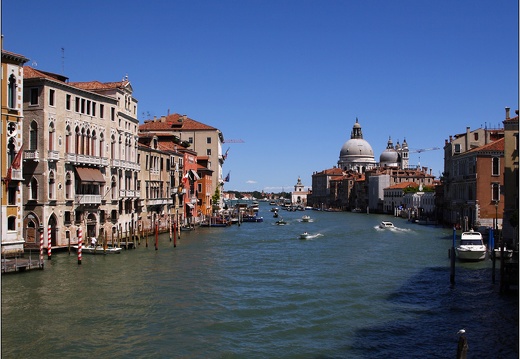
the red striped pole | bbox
[173,221,177,248]
[78,228,82,265]
[47,226,52,259]
[39,229,44,269]
[155,222,158,250]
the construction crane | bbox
[223,139,244,143]
[409,147,440,153]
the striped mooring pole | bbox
[78,227,82,265]
[39,229,44,269]
[47,226,52,259]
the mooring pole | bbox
[450,226,456,284]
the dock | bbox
[2,256,43,274]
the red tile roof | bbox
[139,113,217,131]
[387,181,418,190]
[24,66,68,82]
[467,137,505,153]
[69,80,130,91]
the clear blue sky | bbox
[2,0,518,192]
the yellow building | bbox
[1,42,29,255]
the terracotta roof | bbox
[467,137,504,154]
[69,80,130,91]
[2,49,29,63]
[24,66,68,82]
[386,181,418,190]
[139,113,217,131]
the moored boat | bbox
[72,245,122,254]
[455,230,487,261]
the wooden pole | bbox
[450,227,456,284]
[155,222,158,250]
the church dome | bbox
[380,137,399,165]
[338,118,376,172]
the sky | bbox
[2,0,518,192]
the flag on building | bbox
[224,171,230,182]
[223,147,230,160]
[5,145,23,187]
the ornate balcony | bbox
[75,194,102,204]
[24,150,39,161]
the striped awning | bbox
[75,167,106,183]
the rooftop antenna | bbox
[61,47,65,73]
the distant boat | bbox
[299,232,311,240]
[492,247,514,259]
[379,221,395,229]
[301,215,311,222]
[242,215,263,223]
[276,219,287,225]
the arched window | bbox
[111,135,116,159]
[30,121,38,151]
[48,171,56,200]
[48,122,55,151]
[91,130,97,157]
[65,125,72,153]
[7,137,16,164]
[7,216,16,231]
[111,177,117,199]
[99,133,104,158]
[8,74,16,109]
[75,127,81,153]
[65,172,72,199]
[29,177,38,200]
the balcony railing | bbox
[111,159,140,171]
[11,169,23,181]
[48,150,59,161]
[66,153,108,166]
[24,150,39,161]
[119,189,139,198]
[75,194,101,204]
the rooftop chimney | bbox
[505,107,511,119]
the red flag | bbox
[5,145,23,187]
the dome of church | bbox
[338,118,376,172]
[339,138,375,159]
[380,137,399,165]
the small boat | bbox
[455,230,487,261]
[273,211,279,218]
[242,215,263,223]
[72,245,122,254]
[379,221,395,229]
[180,225,195,231]
[299,232,311,240]
[492,247,514,259]
[301,215,311,222]
[276,219,287,225]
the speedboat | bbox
[301,215,311,222]
[276,219,287,225]
[379,221,394,229]
[455,230,487,261]
[299,232,311,239]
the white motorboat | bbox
[379,221,395,229]
[299,232,311,240]
[301,215,311,222]
[455,230,487,261]
[72,245,122,254]
[276,219,287,225]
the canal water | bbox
[2,204,518,358]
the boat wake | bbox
[298,233,323,240]
[374,225,412,233]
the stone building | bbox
[139,113,226,208]
[442,124,504,230]
[1,45,28,255]
[22,66,140,249]
[501,108,519,245]
[291,177,310,206]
